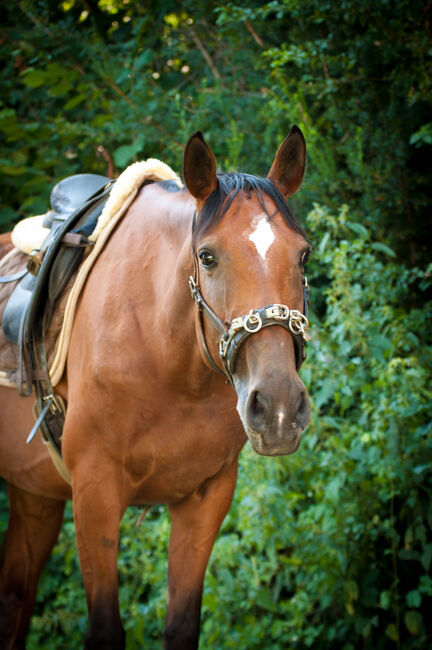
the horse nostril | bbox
[296,389,310,427]
[247,390,269,430]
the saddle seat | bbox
[44,173,112,228]
[11,174,111,256]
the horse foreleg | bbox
[164,460,238,650]
[0,484,65,650]
[71,465,127,650]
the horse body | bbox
[63,182,244,502]
[0,128,310,649]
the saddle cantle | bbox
[44,173,112,228]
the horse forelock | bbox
[192,172,307,242]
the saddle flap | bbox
[2,272,35,344]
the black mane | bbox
[192,172,307,241]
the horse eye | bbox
[199,250,217,268]
[301,249,311,268]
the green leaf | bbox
[21,68,46,88]
[344,579,359,601]
[346,222,369,239]
[404,610,422,636]
[379,590,390,610]
[64,94,87,111]
[256,587,278,613]
[134,49,154,69]
[406,590,421,608]
[421,543,432,572]
[385,624,399,641]
[409,123,432,147]
[370,242,396,257]
[0,161,27,175]
[368,333,393,362]
[113,142,143,168]
[318,231,330,255]
[326,477,342,504]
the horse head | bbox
[183,127,311,456]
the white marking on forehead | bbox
[248,215,275,261]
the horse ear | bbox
[267,125,306,197]
[183,131,218,201]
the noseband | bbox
[189,226,310,385]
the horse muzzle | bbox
[235,373,311,456]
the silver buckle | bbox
[289,310,309,340]
[266,304,289,320]
[243,310,263,333]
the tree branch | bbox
[244,19,265,48]
[189,26,221,79]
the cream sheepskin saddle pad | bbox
[0,159,182,388]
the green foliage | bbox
[0,1,431,648]
[202,206,432,649]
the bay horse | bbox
[0,127,311,649]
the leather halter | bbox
[189,215,310,385]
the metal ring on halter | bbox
[288,310,309,337]
[243,310,263,333]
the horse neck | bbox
[123,185,216,393]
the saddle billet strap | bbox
[17,306,51,397]
[17,305,33,397]
[0,268,27,283]
[30,333,65,457]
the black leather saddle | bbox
[0,172,113,456]
[2,174,111,345]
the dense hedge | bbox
[0,1,431,648]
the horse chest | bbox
[124,405,245,504]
